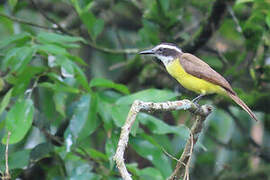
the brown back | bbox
[179,53,235,95]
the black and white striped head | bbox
[139,43,182,65]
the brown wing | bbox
[180,53,235,94]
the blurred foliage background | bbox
[0,0,270,179]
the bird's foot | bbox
[192,94,205,104]
[191,94,205,114]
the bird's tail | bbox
[226,91,258,122]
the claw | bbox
[192,94,205,104]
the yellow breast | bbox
[165,59,226,95]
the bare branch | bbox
[183,132,193,180]
[1,132,11,180]
[84,42,139,54]
[162,147,182,162]
[168,105,212,180]
[227,5,243,33]
[113,99,212,180]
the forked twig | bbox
[113,99,212,180]
[168,109,210,180]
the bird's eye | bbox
[157,48,163,53]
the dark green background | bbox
[0,0,269,179]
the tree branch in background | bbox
[2,0,232,55]
[182,0,235,53]
[114,99,212,180]
[0,12,139,55]
[117,0,235,86]
[0,12,57,31]
[29,0,139,54]
[29,0,72,35]
[84,43,138,54]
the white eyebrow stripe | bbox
[156,44,182,53]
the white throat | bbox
[156,55,174,66]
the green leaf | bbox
[97,101,113,129]
[38,88,56,120]
[78,93,99,140]
[37,32,86,49]
[0,88,13,115]
[0,78,4,92]
[67,54,87,66]
[37,32,85,43]
[130,136,172,177]
[53,92,67,117]
[92,19,104,40]
[1,47,20,70]
[266,12,270,28]
[96,90,123,131]
[50,55,83,79]
[36,44,68,55]
[73,64,90,91]
[126,163,140,177]
[0,32,31,49]
[30,143,53,162]
[8,0,18,8]
[159,0,170,12]
[2,46,35,73]
[105,135,118,170]
[0,149,30,171]
[6,66,46,96]
[138,113,189,138]
[138,167,163,180]
[88,148,108,161]
[58,57,75,78]
[90,78,130,94]
[2,98,34,144]
[46,72,65,84]
[66,93,99,141]
[80,11,104,41]
[39,82,80,94]
[15,47,35,73]
[70,172,101,180]
[111,105,130,127]
[97,90,123,103]
[235,0,253,5]
[84,0,94,12]
[71,0,82,14]
[116,89,179,105]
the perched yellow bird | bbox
[140,43,258,122]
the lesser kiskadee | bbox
[139,43,258,122]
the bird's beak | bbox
[139,49,155,55]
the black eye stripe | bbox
[159,48,179,56]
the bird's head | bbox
[139,43,182,65]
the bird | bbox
[139,43,258,122]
